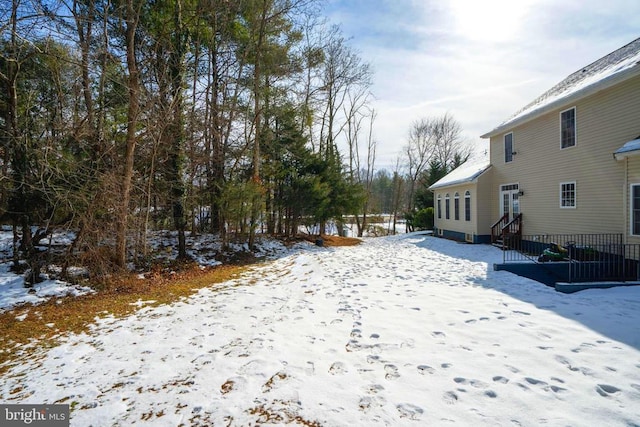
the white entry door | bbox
[500,183,520,221]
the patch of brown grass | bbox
[0,264,246,375]
[248,400,322,426]
[299,234,361,247]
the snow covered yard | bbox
[2,233,640,426]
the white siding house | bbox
[429,159,492,243]
[433,37,640,246]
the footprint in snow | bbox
[358,395,386,413]
[596,384,621,397]
[396,403,424,420]
[365,383,385,395]
[400,339,415,348]
[417,365,435,375]
[329,361,347,375]
[237,359,264,375]
[367,355,381,364]
[525,377,548,387]
[262,371,289,392]
[443,391,458,404]
[305,361,315,376]
[505,365,521,374]
[492,376,509,384]
[384,364,400,380]
[454,377,489,389]
[220,376,247,395]
[571,342,597,353]
[345,340,362,352]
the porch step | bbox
[492,239,505,250]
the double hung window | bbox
[560,182,576,208]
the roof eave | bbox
[614,150,640,161]
[428,165,492,191]
[480,66,640,139]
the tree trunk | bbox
[169,0,188,260]
[115,0,141,268]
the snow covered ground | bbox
[2,233,640,426]
[0,228,94,312]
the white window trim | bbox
[499,182,520,217]
[560,181,577,209]
[504,132,514,163]
[630,184,640,236]
[560,106,577,150]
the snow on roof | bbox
[482,37,640,138]
[429,158,491,190]
[614,136,640,160]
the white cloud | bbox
[325,0,640,171]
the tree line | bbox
[1,0,470,283]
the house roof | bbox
[614,136,640,160]
[429,159,491,191]
[481,37,640,139]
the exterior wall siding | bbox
[488,74,640,238]
[476,170,494,237]
[431,168,493,243]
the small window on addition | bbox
[454,192,460,221]
[464,191,471,221]
[445,194,450,219]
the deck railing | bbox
[500,233,640,282]
[490,213,509,244]
[491,213,522,247]
[568,243,640,282]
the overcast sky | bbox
[322,0,640,171]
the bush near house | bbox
[411,207,434,230]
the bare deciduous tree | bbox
[404,113,469,218]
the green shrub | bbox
[413,207,434,230]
